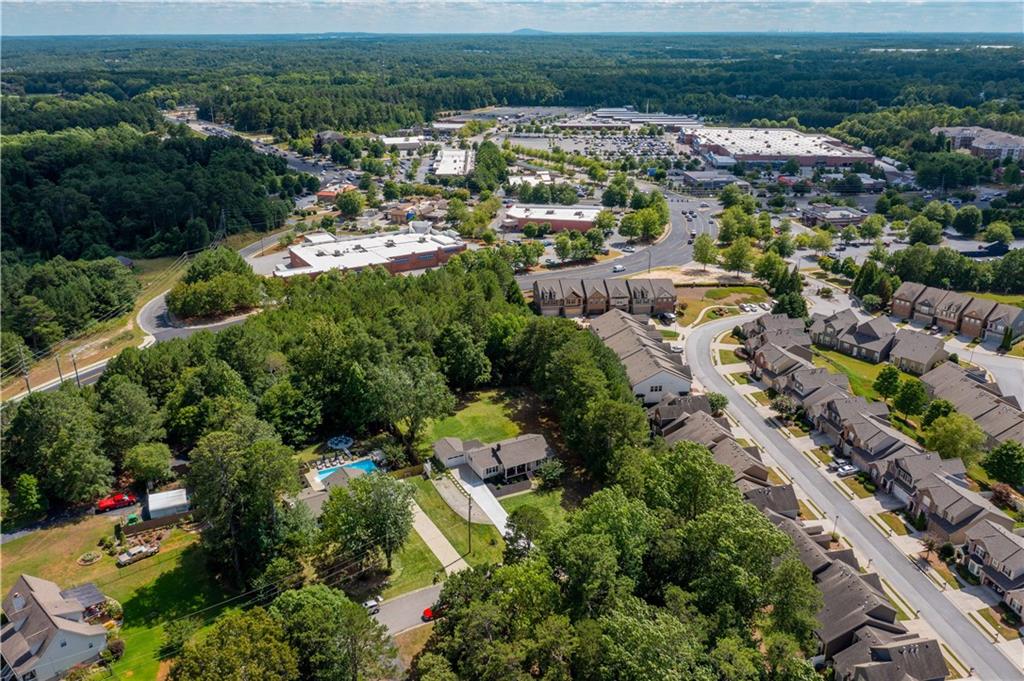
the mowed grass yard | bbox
[424,389,523,449]
[383,529,444,599]
[812,346,914,403]
[500,489,571,530]
[676,286,768,327]
[2,515,226,681]
[408,477,505,568]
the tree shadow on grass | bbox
[119,545,228,629]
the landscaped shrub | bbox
[106,637,125,660]
[732,324,745,340]
[535,458,565,489]
[938,542,955,561]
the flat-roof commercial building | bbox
[380,135,424,154]
[931,126,1024,161]
[433,148,475,177]
[505,204,602,232]
[590,107,702,130]
[676,170,752,192]
[680,127,874,168]
[275,230,466,278]
[315,183,357,204]
[802,204,868,228]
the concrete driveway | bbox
[687,314,1024,681]
[450,466,509,536]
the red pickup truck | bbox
[96,492,137,513]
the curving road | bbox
[687,314,1023,681]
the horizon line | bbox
[6,30,1024,38]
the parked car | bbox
[622,245,636,253]
[690,229,697,237]
[758,302,771,311]
[116,544,160,567]
[836,464,858,478]
[612,264,626,273]
[657,312,677,324]
[363,599,381,615]
[96,492,137,514]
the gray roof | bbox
[966,520,1024,573]
[648,393,711,426]
[742,483,799,517]
[664,410,730,447]
[833,627,946,681]
[913,286,949,309]
[935,290,973,319]
[961,296,998,322]
[892,281,927,304]
[889,330,946,366]
[492,434,552,469]
[581,279,609,300]
[558,278,585,299]
[916,474,1010,527]
[986,302,1024,326]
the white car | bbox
[363,599,381,615]
[758,302,771,311]
[836,464,858,478]
[612,264,626,273]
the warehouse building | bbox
[380,135,424,154]
[680,127,874,168]
[433,148,475,177]
[275,229,466,278]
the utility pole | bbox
[467,496,472,556]
[54,356,65,385]
[71,353,82,388]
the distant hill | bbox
[511,28,551,35]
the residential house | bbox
[963,520,1024,614]
[532,280,562,316]
[889,330,948,375]
[2,575,108,681]
[815,395,890,444]
[740,313,805,343]
[295,461,370,519]
[909,474,1013,545]
[532,278,676,318]
[647,393,712,434]
[751,342,813,392]
[782,367,851,421]
[810,313,898,363]
[744,326,812,357]
[581,279,609,316]
[559,280,585,317]
[879,450,966,506]
[891,282,928,320]
[590,310,691,404]
[664,411,771,485]
[934,291,974,332]
[832,627,947,681]
[741,482,800,519]
[908,287,949,327]
[984,303,1024,343]
[433,434,552,482]
[837,413,922,477]
[959,297,998,340]
[920,362,1024,446]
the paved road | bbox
[515,190,719,289]
[375,584,442,636]
[687,314,1023,681]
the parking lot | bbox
[501,133,679,160]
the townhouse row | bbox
[533,277,677,318]
[646,386,947,680]
[742,312,1023,618]
[809,309,949,375]
[891,282,1024,342]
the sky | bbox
[2,0,1023,36]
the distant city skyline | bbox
[3,1,1023,37]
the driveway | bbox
[687,314,1024,681]
[374,584,442,636]
[450,466,509,536]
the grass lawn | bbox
[731,372,751,384]
[750,390,770,406]
[811,446,833,465]
[844,476,875,499]
[408,477,504,568]
[676,285,767,327]
[878,511,908,536]
[2,514,228,681]
[704,286,768,302]
[812,346,910,402]
[928,558,961,590]
[659,329,680,340]
[423,390,522,453]
[767,468,786,485]
[966,462,994,490]
[1010,340,1024,358]
[699,307,739,325]
[718,348,742,365]
[383,530,444,599]
[394,623,434,670]
[798,499,819,520]
[978,607,1022,640]
[500,489,571,529]
[964,291,1024,308]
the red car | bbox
[96,492,137,513]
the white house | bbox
[432,434,552,482]
[146,489,190,519]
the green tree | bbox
[595,209,617,234]
[707,392,728,415]
[368,356,455,453]
[257,380,322,446]
[926,412,986,466]
[984,221,1014,246]
[859,214,885,240]
[123,443,173,487]
[504,505,551,563]
[772,292,807,319]
[183,247,252,285]
[336,190,365,219]
[319,473,414,570]
[982,441,1024,487]
[767,556,822,652]
[894,377,928,420]
[921,398,954,428]
[169,608,298,681]
[188,431,298,585]
[809,229,833,255]
[873,364,902,405]
[952,205,982,236]
[692,233,718,270]
[436,322,491,389]
[721,237,754,274]
[98,375,165,463]
[907,216,943,245]
[12,474,47,518]
[269,585,395,681]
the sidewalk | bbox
[411,501,468,575]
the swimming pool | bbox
[316,458,380,481]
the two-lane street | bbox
[687,314,1024,681]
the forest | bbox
[3,33,1023,134]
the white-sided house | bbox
[146,489,190,520]
[1,575,108,681]
[432,434,552,482]
[622,352,692,405]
